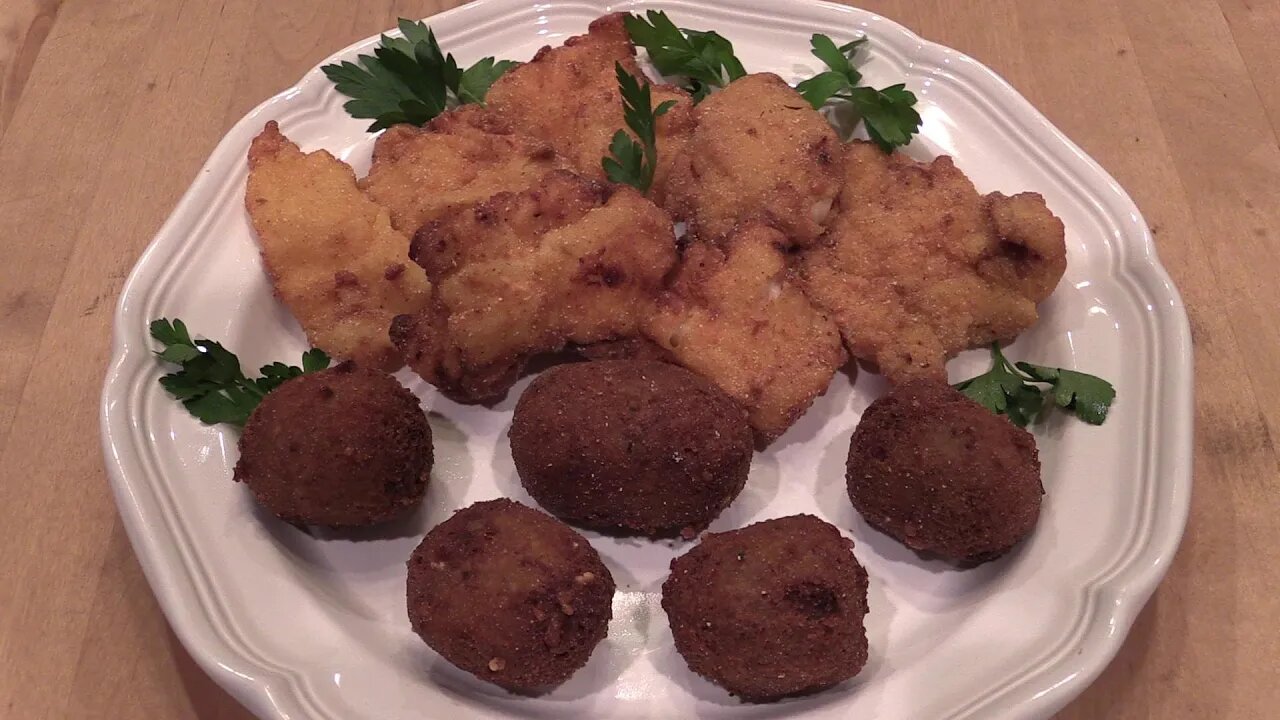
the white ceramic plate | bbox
[100,0,1193,718]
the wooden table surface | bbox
[2,0,1277,717]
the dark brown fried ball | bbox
[846,379,1043,563]
[510,360,753,538]
[406,499,615,693]
[662,514,870,702]
[233,362,431,527]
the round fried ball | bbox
[233,362,431,527]
[407,499,616,693]
[846,379,1043,563]
[510,359,753,538]
[662,514,870,702]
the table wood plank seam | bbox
[0,0,63,140]
[1213,0,1280,142]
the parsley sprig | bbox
[624,10,746,101]
[795,34,922,152]
[603,63,677,193]
[954,344,1116,427]
[150,318,330,427]
[321,19,517,132]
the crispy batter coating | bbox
[485,13,695,202]
[361,106,562,235]
[407,499,615,693]
[663,73,844,246]
[392,170,678,402]
[643,224,845,442]
[662,514,870,702]
[847,379,1043,563]
[245,122,431,369]
[234,362,432,527]
[408,166,602,283]
[511,360,752,538]
[574,336,675,363]
[800,141,1067,381]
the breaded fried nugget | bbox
[662,515,870,702]
[246,122,431,369]
[407,499,615,693]
[800,141,1067,381]
[485,13,695,202]
[361,106,561,235]
[392,171,677,402]
[643,225,845,442]
[663,73,844,246]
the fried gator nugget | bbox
[663,73,844,246]
[245,122,431,369]
[392,171,678,402]
[801,141,1067,381]
[643,224,845,442]
[361,106,562,235]
[485,13,695,201]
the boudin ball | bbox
[406,499,615,693]
[510,359,753,538]
[233,362,431,527]
[847,379,1043,563]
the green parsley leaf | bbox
[458,58,519,104]
[301,348,331,373]
[796,71,852,110]
[603,131,643,186]
[150,318,330,427]
[1015,363,1117,425]
[954,344,1116,427]
[795,33,922,152]
[382,17,434,56]
[1004,382,1047,428]
[322,19,518,132]
[809,33,861,81]
[624,10,745,101]
[602,64,676,193]
[846,84,921,152]
[149,318,193,347]
[954,344,1032,418]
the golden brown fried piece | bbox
[800,141,1068,382]
[361,106,562,235]
[847,379,1042,564]
[245,122,431,369]
[643,224,845,442]
[574,336,675,363]
[662,515,870,702]
[407,499,615,693]
[407,166,599,283]
[485,13,695,202]
[392,170,678,402]
[663,73,844,246]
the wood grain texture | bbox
[0,0,60,135]
[0,0,1276,717]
